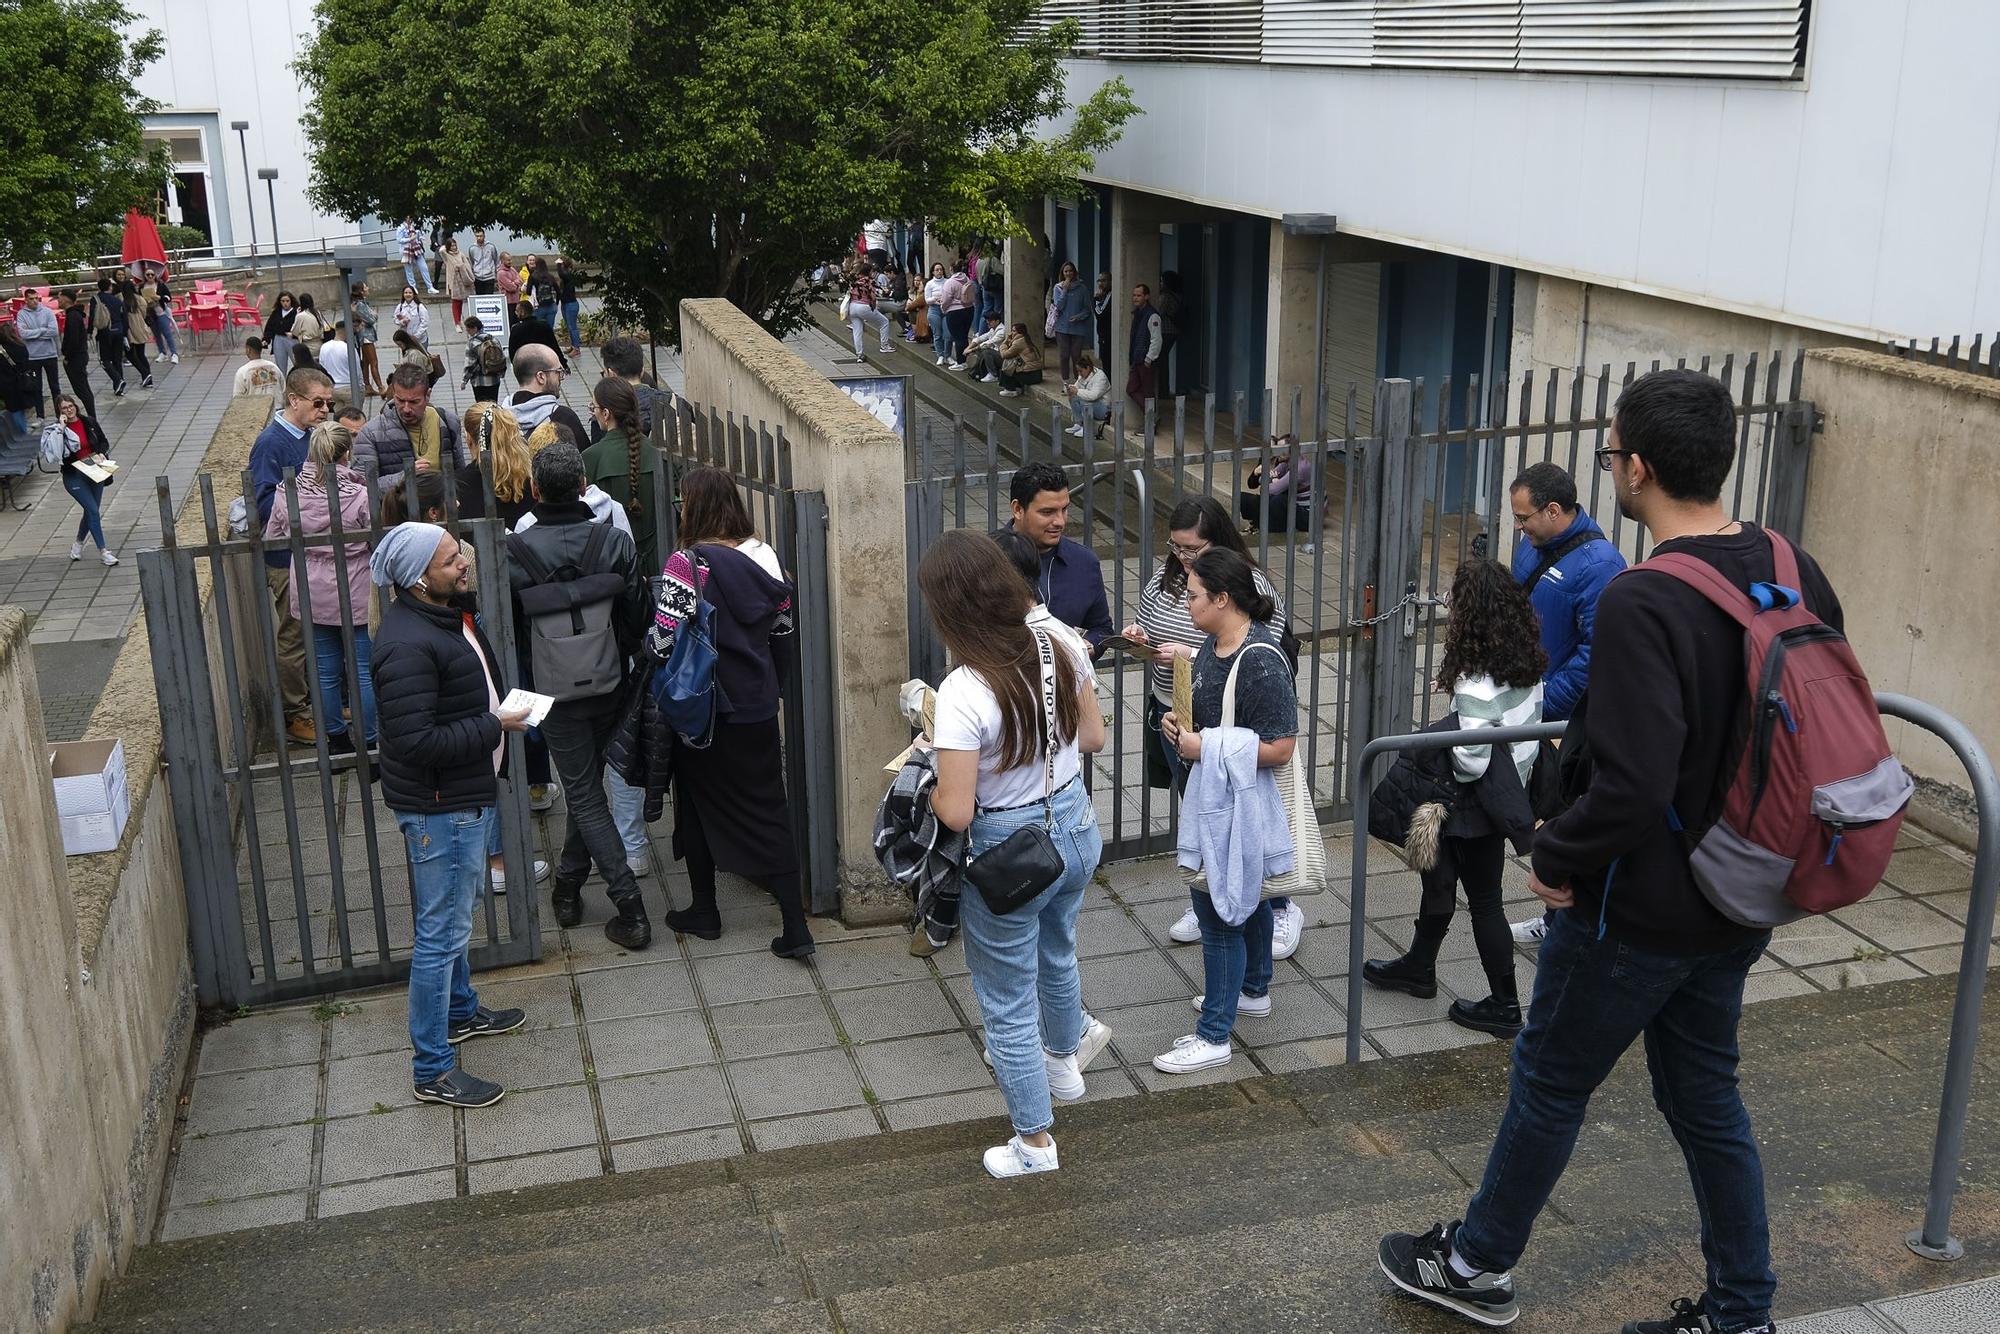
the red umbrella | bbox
[121,209,168,279]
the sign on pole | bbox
[466,293,511,338]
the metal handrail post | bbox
[1344,722,1567,1064]
[1877,693,2000,1262]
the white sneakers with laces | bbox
[69,542,83,562]
[1271,900,1304,960]
[1044,1050,1085,1102]
[101,549,118,567]
[1152,1033,1233,1074]
[983,1135,1059,1179]
[1168,908,1201,943]
[1511,915,1549,944]
[1191,991,1272,1018]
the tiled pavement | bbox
[156,815,1985,1242]
[1788,1273,2000,1333]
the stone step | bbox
[352,1257,809,1334]
[91,1210,779,1332]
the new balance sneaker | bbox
[1151,1034,1232,1074]
[1044,1050,1085,1102]
[1191,991,1273,1018]
[983,1134,1059,1179]
[1271,900,1305,960]
[1621,1295,1774,1334]
[1511,915,1549,944]
[447,1006,526,1044]
[413,1068,505,1108]
[1168,908,1201,944]
[1378,1221,1518,1327]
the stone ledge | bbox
[1807,345,2000,403]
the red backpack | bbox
[1642,529,1912,929]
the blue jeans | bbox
[1190,887,1272,1043]
[536,299,558,330]
[63,469,106,548]
[960,775,1101,1136]
[6,410,25,435]
[151,313,178,357]
[1456,907,1774,1329]
[1069,395,1110,433]
[311,624,376,743]
[403,259,435,294]
[927,302,947,359]
[399,806,493,1083]
[608,769,645,860]
[560,299,580,349]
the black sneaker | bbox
[1621,1296,1773,1334]
[1378,1221,1518,1327]
[1449,995,1524,1038]
[413,1068,505,1108]
[447,1006,526,1044]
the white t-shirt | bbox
[733,537,782,579]
[320,339,353,389]
[234,359,283,401]
[934,629,1093,811]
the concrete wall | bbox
[1799,349,2000,810]
[679,298,910,924]
[0,605,194,1334]
[1066,1,2000,341]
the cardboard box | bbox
[51,738,129,856]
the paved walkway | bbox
[158,817,1982,1241]
[1788,1273,2000,1332]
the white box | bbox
[51,738,130,855]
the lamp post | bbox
[231,120,257,273]
[257,169,282,289]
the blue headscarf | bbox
[370,521,450,588]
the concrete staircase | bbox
[81,972,2000,1332]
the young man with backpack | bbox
[1379,369,1903,1334]
[1506,460,1626,944]
[462,316,506,402]
[507,440,655,949]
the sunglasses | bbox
[307,396,334,409]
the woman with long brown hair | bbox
[922,529,1105,1179]
[583,376,658,573]
[653,465,813,959]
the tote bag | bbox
[1219,640,1326,897]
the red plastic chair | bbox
[229,305,263,330]
[193,279,225,296]
[187,302,227,349]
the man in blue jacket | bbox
[1505,461,1624,943]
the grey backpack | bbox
[508,523,626,701]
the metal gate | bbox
[906,351,1817,862]
[139,458,541,1010]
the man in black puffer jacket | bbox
[370,521,534,1110]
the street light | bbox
[257,168,282,289]
[231,121,257,273]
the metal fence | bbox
[1887,334,2000,378]
[906,351,1817,863]
[141,398,839,1008]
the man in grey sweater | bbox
[468,228,500,295]
[15,290,61,418]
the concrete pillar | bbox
[1265,223,1327,438]
[678,299,911,924]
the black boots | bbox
[1449,979,1523,1037]
[769,874,815,961]
[604,895,652,950]
[664,905,722,940]
[551,880,584,929]
[1362,916,1447,999]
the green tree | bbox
[302,0,1135,344]
[0,0,171,272]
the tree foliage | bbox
[302,0,1136,344]
[0,0,171,272]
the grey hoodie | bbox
[15,303,58,361]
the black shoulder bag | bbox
[962,629,1067,915]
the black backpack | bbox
[508,523,627,701]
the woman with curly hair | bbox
[1363,558,1546,1037]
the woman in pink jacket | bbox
[265,423,377,753]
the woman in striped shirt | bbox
[1121,496,1304,961]
[1363,559,1545,1038]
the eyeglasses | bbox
[1182,590,1208,607]
[1168,541,1209,561]
[307,397,334,409]
[1595,448,1635,471]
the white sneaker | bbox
[949,361,967,371]
[170,353,180,364]
[1168,908,1201,944]
[1076,1015,1112,1070]
[980,373,998,384]
[69,542,83,561]
[488,859,550,892]
[1192,991,1273,1018]
[1152,1034,1232,1075]
[935,355,946,367]
[1271,901,1305,961]
[627,855,651,879]
[878,344,893,354]
[530,783,560,812]
[1511,915,1549,944]
[1044,1050,1085,1102]
[1064,424,1085,437]
[100,549,119,567]
[983,1135,1059,1179]
[998,389,1021,398]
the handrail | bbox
[1341,694,1997,1263]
